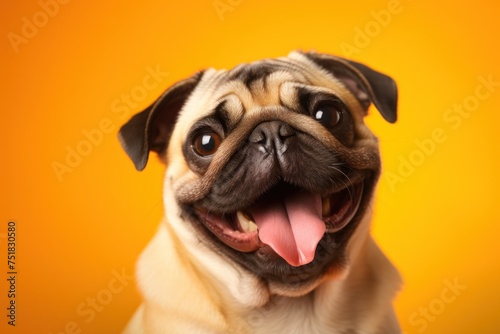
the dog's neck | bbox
[135,185,401,332]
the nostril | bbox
[249,129,267,144]
[278,123,295,138]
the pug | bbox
[119,51,401,334]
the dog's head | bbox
[119,51,397,295]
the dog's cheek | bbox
[353,121,378,144]
[166,159,189,185]
[163,134,192,183]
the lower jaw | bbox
[224,233,349,285]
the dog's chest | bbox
[240,295,342,334]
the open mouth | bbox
[195,181,364,267]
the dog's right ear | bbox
[118,71,204,171]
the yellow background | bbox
[1,0,499,333]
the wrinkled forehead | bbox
[176,55,360,131]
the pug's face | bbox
[119,51,397,292]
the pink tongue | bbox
[249,191,326,267]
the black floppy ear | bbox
[118,71,204,171]
[301,51,397,123]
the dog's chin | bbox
[180,171,377,291]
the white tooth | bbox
[237,211,258,233]
[247,221,258,232]
[322,197,331,216]
[238,212,250,231]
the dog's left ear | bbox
[300,51,398,123]
[118,71,204,171]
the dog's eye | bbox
[192,131,222,156]
[313,103,343,128]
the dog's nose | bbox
[249,121,296,155]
